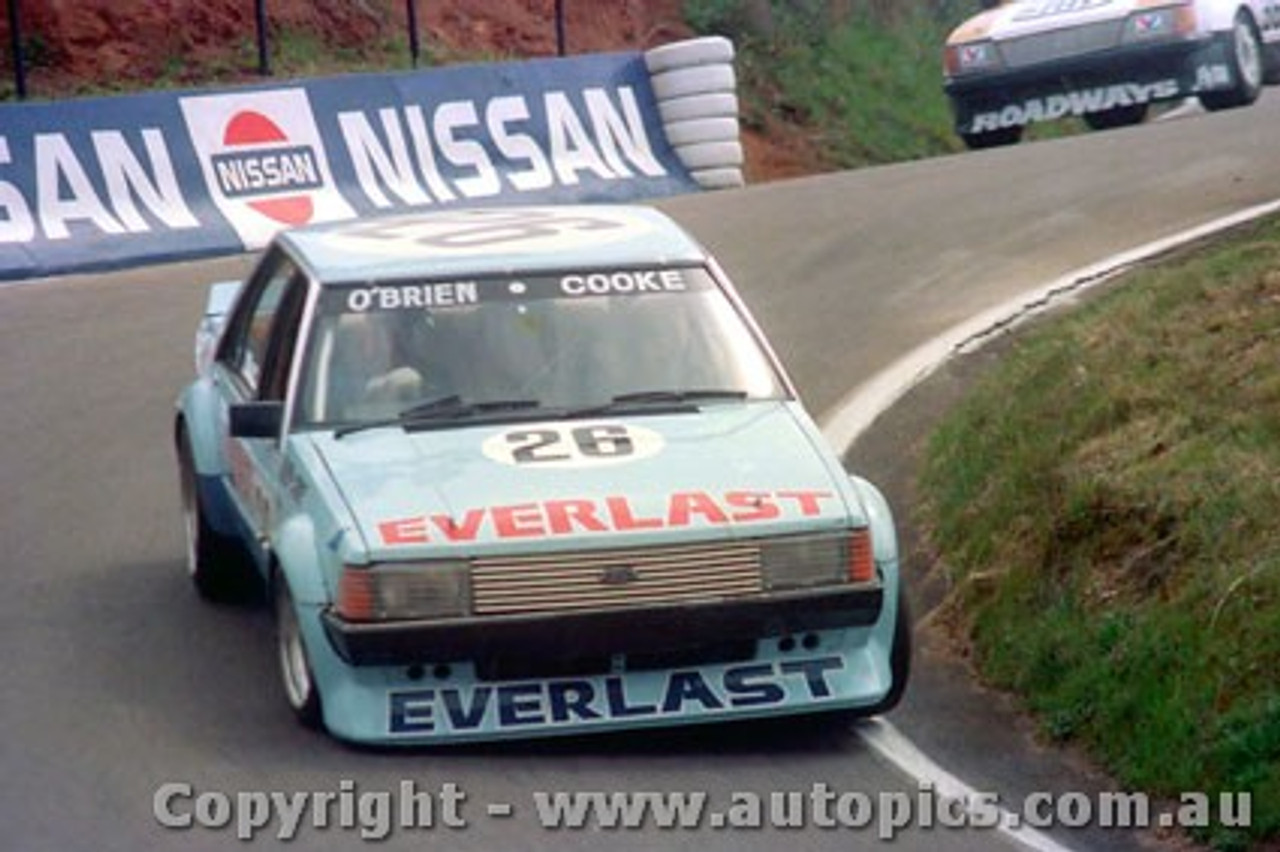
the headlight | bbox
[1123,4,1197,42]
[336,561,471,621]
[760,529,876,591]
[945,40,1004,76]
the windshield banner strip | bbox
[326,268,713,313]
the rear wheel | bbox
[1200,13,1264,111]
[1083,103,1148,131]
[177,430,256,603]
[274,575,323,729]
[959,125,1022,150]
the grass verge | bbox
[920,218,1280,850]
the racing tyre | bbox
[1083,103,1148,131]
[657,92,740,124]
[663,117,740,148]
[650,65,737,101]
[672,140,744,171]
[1200,13,1264,111]
[802,592,913,732]
[863,592,912,717]
[959,125,1022,150]
[275,574,323,729]
[689,167,746,190]
[644,36,734,74]
[177,432,257,603]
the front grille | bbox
[471,539,764,616]
[998,20,1125,68]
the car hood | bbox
[306,402,860,559]
[951,0,1138,43]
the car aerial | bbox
[943,0,1280,148]
[173,205,910,745]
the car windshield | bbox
[293,265,787,429]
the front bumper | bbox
[322,585,883,673]
[298,584,898,744]
[945,32,1236,134]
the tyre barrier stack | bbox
[644,37,745,191]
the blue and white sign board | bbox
[0,51,700,281]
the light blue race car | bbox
[173,205,909,745]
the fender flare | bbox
[846,474,900,569]
[175,377,227,477]
[272,512,334,606]
[1196,2,1255,33]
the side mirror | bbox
[230,401,284,439]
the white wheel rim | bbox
[276,587,313,711]
[180,464,199,579]
[1237,21,1262,90]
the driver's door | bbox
[214,248,309,555]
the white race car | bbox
[943,0,1280,147]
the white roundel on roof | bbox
[321,208,659,257]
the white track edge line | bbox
[821,198,1280,455]
[860,719,1080,852]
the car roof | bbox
[276,205,710,284]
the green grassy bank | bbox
[920,218,1280,850]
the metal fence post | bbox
[8,0,27,99]
[406,0,421,68]
[255,0,271,76]
[555,0,565,56]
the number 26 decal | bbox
[482,422,665,468]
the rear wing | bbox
[195,280,242,374]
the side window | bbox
[258,280,309,402]
[219,249,302,395]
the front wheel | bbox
[1083,103,1148,131]
[803,591,913,731]
[1200,14,1264,111]
[863,591,913,717]
[275,575,323,729]
[959,125,1023,150]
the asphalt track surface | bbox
[3,93,1279,851]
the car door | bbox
[213,246,310,554]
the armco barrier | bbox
[0,43,745,282]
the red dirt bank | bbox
[0,0,821,182]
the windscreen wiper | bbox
[612,389,748,405]
[564,388,749,419]
[334,395,541,438]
